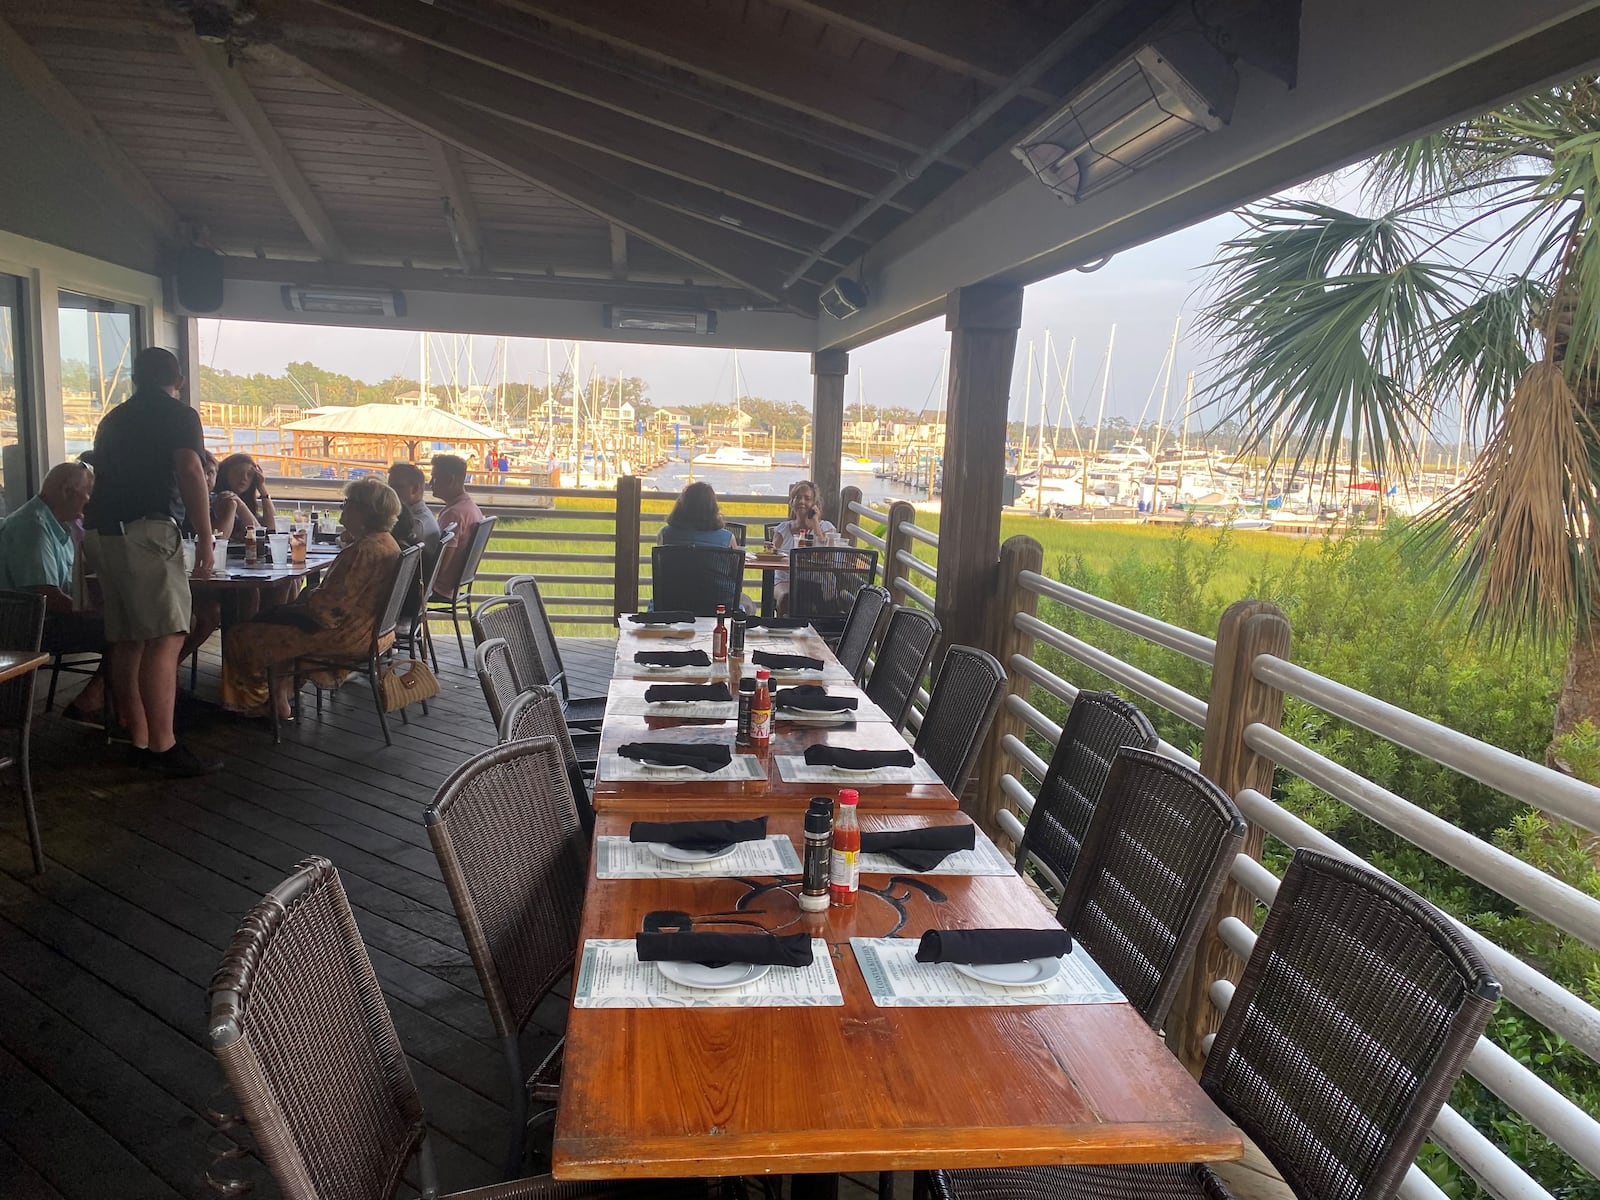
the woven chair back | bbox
[913,645,1006,795]
[207,857,426,1200]
[471,594,546,691]
[0,589,45,729]
[505,575,569,699]
[787,546,878,628]
[650,545,747,614]
[1056,748,1245,1027]
[1203,849,1500,1200]
[1015,691,1157,892]
[454,515,497,591]
[864,606,940,727]
[474,637,520,728]
[498,686,592,832]
[425,739,588,1039]
[833,583,891,680]
[421,527,456,599]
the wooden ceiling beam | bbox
[0,14,180,242]
[173,31,348,262]
[420,136,486,273]
[276,48,810,310]
[284,0,920,199]
[609,225,627,281]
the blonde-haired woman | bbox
[224,477,402,719]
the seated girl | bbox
[658,481,737,548]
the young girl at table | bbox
[770,479,836,613]
[214,453,277,540]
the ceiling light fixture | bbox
[604,305,718,334]
[281,286,406,318]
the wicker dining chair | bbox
[650,545,747,615]
[428,515,498,668]
[505,575,607,730]
[208,855,723,1200]
[425,739,590,1177]
[912,645,1006,796]
[1013,691,1158,896]
[0,590,47,875]
[498,686,595,837]
[864,606,940,729]
[833,583,891,681]
[786,546,878,638]
[924,849,1501,1200]
[475,637,522,728]
[472,595,545,696]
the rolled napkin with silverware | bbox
[752,650,824,671]
[629,816,768,851]
[746,617,810,630]
[860,824,975,870]
[636,930,814,967]
[635,649,712,667]
[774,685,858,712]
[618,742,733,772]
[629,611,695,624]
[644,683,733,703]
[915,927,1072,965]
[803,746,915,770]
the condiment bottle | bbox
[829,789,860,907]
[243,526,258,566]
[729,612,746,656]
[737,677,756,743]
[713,605,728,660]
[749,668,773,746]
[799,797,833,912]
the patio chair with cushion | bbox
[833,583,891,681]
[650,545,746,615]
[0,589,47,874]
[1013,691,1157,896]
[498,685,595,837]
[427,515,498,668]
[208,854,725,1198]
[924,848,1501,1200]
[912,645,1006,796]
[505,575,607,730]
[863,606,940,729]
[786,546,877,639]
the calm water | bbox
[640,452,929,507]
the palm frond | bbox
[1421,276,1548,427]
[1364,128,1515,207]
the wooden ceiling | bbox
[0,0,1168,316]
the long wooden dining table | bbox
[553,615,1241,1187]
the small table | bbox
[0,651,49,686]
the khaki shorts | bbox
[84,521,191,642]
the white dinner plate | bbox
[757,627,808,637]
[768,669,825,682]
[830,762,900,773]
[639,663,706,674]
[777,707,854,724]
[648,842,738,864]
[640,761,696,773]
[635,626,697,638]
[656,960,772,990]
[953,958,1064,987]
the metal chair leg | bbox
[368,654,392,746]
[452,597,469,668]
[45,655,60,711]
[501,1035,528,1179]
[267,666,282,744]
[17,728,43,875]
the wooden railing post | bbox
[613,474,642,618]
[839,485,862,545]
[882,500,916,594]
[1171,598,1291,1072]
[970,535,1043,831]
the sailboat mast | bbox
[1037,330,1052,458]
[1020,340,1034,475]
[1154,314,1180,460]
[1177,372,1194,497]
[1093,325,1115,455]
[1053,335,1075,456]
[420,332,430,408]
[571,342,581,480]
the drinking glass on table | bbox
[268,533,292,564]
[212,534,230,574]
[181,537,197,575]
[273,514,291,534]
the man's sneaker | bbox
[146,741,223,778]
[126,745,154,769]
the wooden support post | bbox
[882,500,916,595]
[970,535,1044,831]
[1172,599,1292,1072]
[613,474,642,618]
[812,349,848,527]
[839,484,862,545]
[936,283,1023,656]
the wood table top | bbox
[0,651,50,686]
[553,810,1241,1180]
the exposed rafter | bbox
[0,13,180,241]
[608,224,627,281]
[174,31,348,262]
[276,47,811,309]
[419,136,486,273]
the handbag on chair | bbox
[380,658,440,712]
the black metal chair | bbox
[723,521,747,546]
[864,605,940,729]
[650,545,746,615]
[474,636,521,729]
[498,685,595,838]
[833,583,891,681]
[1013,690,1158,897]
[504,575,607,730]
[926,849,1501,1200]
[396,526,455,672]
[427,515,497,668]
[786,546,878,638]
[0,590,47,874]
[913,645,1005,796]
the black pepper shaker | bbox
[799,797,833,912]
[737,677,756,744]
[729,613,746,655]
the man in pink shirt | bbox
[428,453,485,599]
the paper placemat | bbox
[856,827,1015,876]
[596,834,801,879]
[600,753,767,783]
[850,938,1125,1007]
[606,696,738,719]
[574,938,843,1007]
[774,755,940,786]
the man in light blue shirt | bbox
[0,462,107,720]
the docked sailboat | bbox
[692,350,774,468]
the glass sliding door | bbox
[58,290,141,459]
[1,273,30,516]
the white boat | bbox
[691,444,774,469]
[841,456,876,474]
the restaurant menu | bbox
[599,753,768,783]
[595,835,802,879]
[773,756,942,786]
[574,938,844,1008]
[855,828,1015,876]
[850,938,1126,1008]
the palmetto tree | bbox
[1199,78,1600,738]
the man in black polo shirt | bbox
[84,347,221,777]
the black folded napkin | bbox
[629,816,768,851]
[747,618,810,630]
[775,685,858,712]
[804,746,915,770]
[636,930,814,967]
[634,650,712,667]
[644,683,733,703]
[915,927,1072,965]
[753,650,823,671]
[630,611,695,624]
[860,825,976,870]
[618,742,733,772]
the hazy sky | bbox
[197,208,1246,431]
